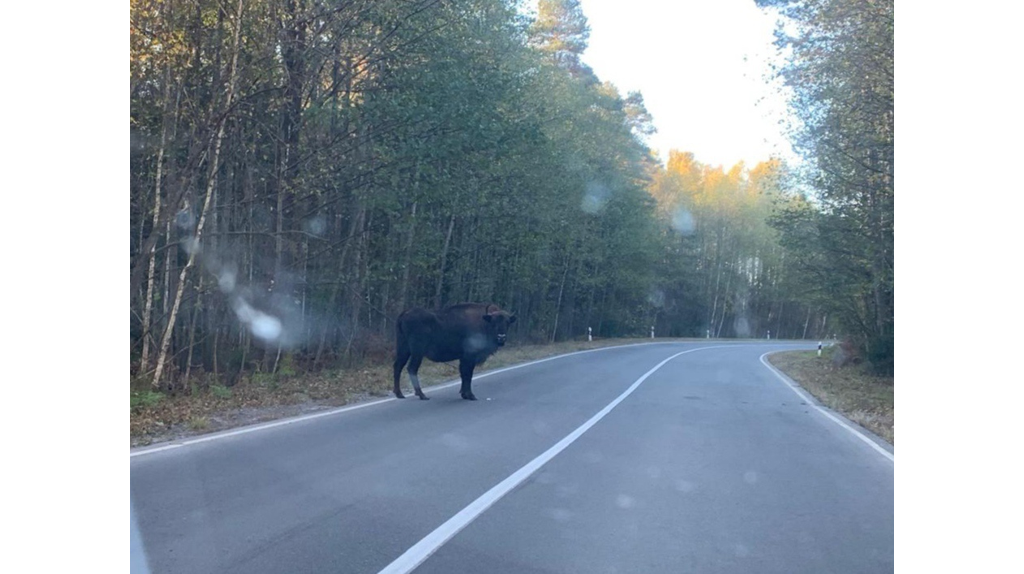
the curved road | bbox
[130,341,893,573]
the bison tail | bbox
[395,315,408,350]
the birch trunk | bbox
[139,115,166,370]
[142,63,183,372]
[152,0,245,388]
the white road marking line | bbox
[130,341,800,458]
[376,346,734,574]
[129,342,687,458]
[129,397,395,457]
[760,352,894,462]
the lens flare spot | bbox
[218,270,237,293]
[251,314,282,342]
[464,333,488,353]
[304,215,327,237]
[670,207,695,235]
[581,182,610,214]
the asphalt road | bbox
[130,341,893,574]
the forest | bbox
[130,0,894,391]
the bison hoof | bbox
[394,391,406,399]
[417,394,430,400]
[461,393,477,401]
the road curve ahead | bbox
[131,341,893,574]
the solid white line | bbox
[129,397,395,457]
[129,342,688,458]
[376,346,730,574]
[130,341,798,458]
[759,352,894,462]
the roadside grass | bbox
[130,337,677,447]
[767,346,894,444]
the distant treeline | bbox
[131,0,890,389]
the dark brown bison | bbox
[393,303,517,401]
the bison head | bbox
[483,310,516,347]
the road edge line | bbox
[759,352,894,462]
[130,341,687,457]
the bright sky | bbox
[575,0,797,168]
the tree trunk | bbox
[183,276,204,386]
[274,0,307,280]
[139,108,167,371]
[549,255,571,343]
[162,217,171,319]
[152,0,245,388]
[314,205,363,366]
[434,213,455,309]
[343,209,368,358]
[398,200,417,311]
[715,270,732,338]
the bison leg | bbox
[393,347,411,399]
[408,355,429,400]
[459,360,477,400]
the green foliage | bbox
[529,0,591,74]
[209,384,232,399]
[130,0,829,390]
[188,416,211,431]
[250,372,278,391]
[648,153,819,339]
[130,389,165,412]
[758,0,893,374]
[277,354,297,378]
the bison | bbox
[393,303,517,401]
